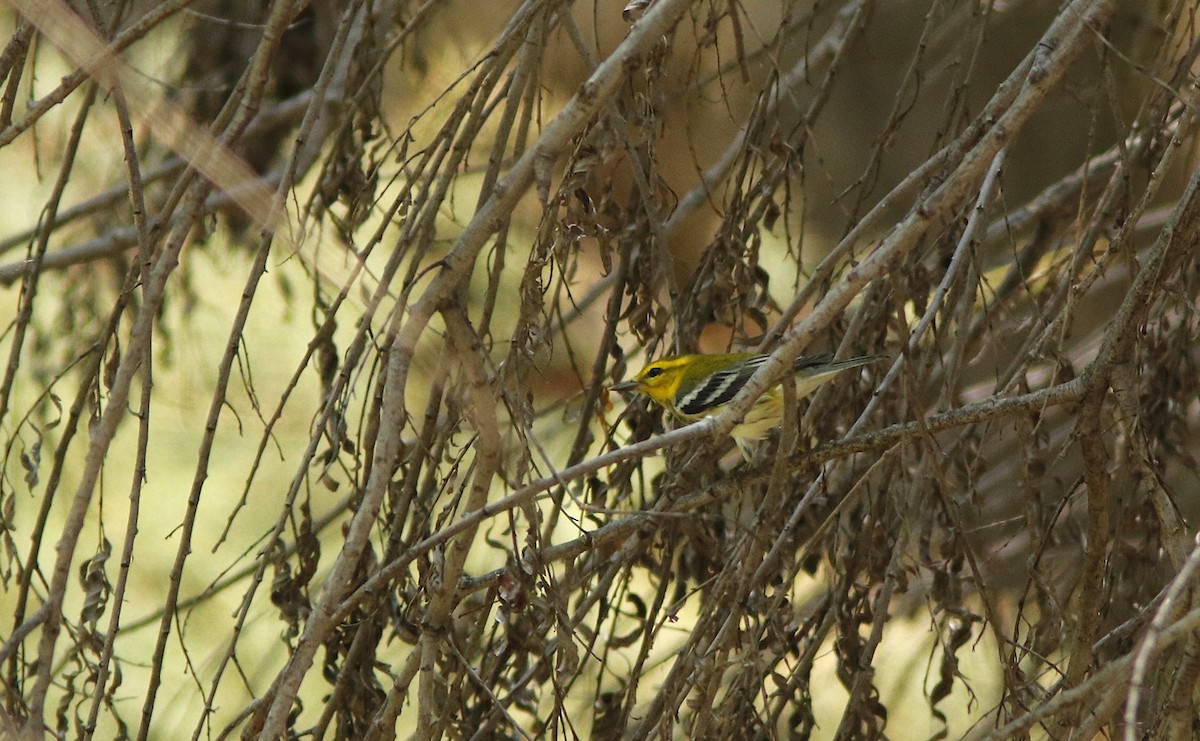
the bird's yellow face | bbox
[614,355,695,407]
[629,357,688,404]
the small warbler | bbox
[612,351,882,456]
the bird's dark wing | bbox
[676,355,770,415]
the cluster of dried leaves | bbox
[1,0,1199,738]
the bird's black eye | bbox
[644,367,664,379]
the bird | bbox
[612,351,883,457]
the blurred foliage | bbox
[0,0,1199,739]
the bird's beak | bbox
[610,380,639,393]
